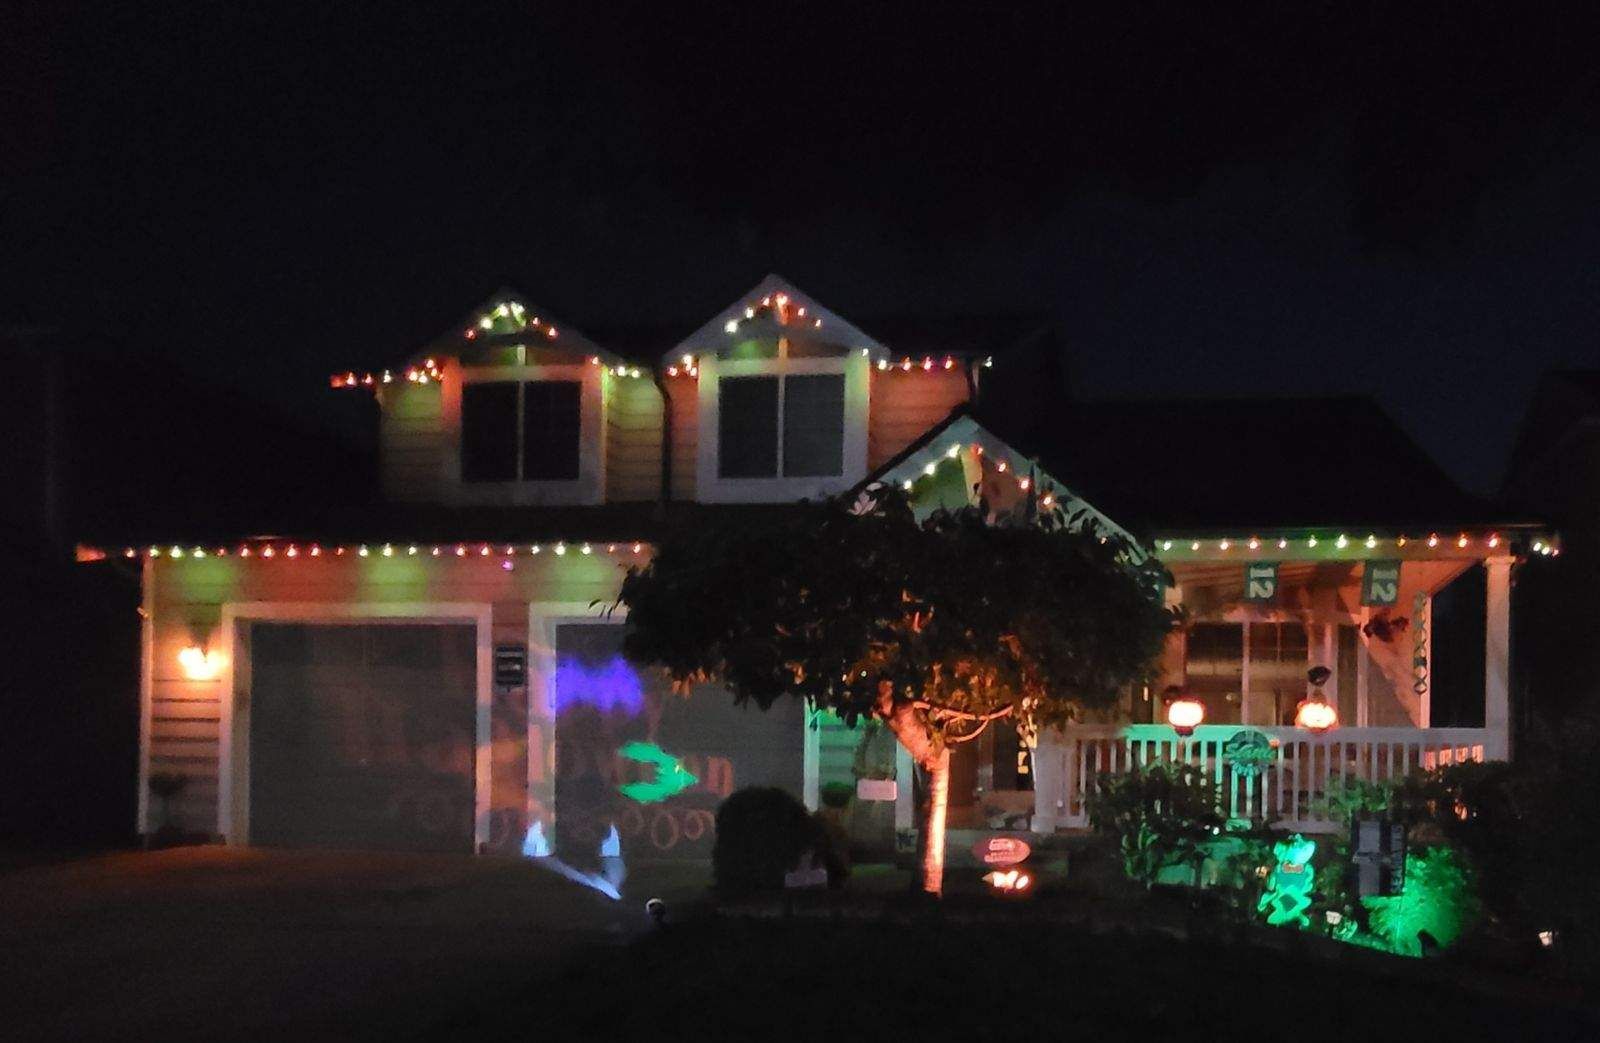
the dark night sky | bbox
[5,4,1599,495]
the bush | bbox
[713,787,847,895]
[1086,763,1224,888]
[1363,846,1481,956]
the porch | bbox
[1027,527,1531,834]
[1030,723,1488,833]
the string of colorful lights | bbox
[121,542,648,560]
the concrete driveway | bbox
[0,847,709,1042]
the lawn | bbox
[3,847,1594,1042]
[434,911,1599,1042]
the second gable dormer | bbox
[670,276,879,503]
[658,275,977,503]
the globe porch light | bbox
[1166,692,1205,737]
[1295,696,1338,733]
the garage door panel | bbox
[249,622,476,852]
[553,623,802,863]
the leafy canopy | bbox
[617,488,1174,737]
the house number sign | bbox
[1361,561,1402,606]
[1244,562,1279,601]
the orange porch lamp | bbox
[1164,686,1205,737]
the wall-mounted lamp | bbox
[177,645,223,681]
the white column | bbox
[1356,607,1371,727]
[802,705,821,811]
[1030,731,1061,834]
[894,742,914,832]
[1484,557,1513,760]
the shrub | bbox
[714,787,846,895]
[1087,763,1224,888]
[1363,845,1481,956]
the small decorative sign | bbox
[1362,560,1402,606]
[971,836,1032,867]
[1244,561,1279,601]
[493,643,527,690]
[855,778,897,802]
[784,851,828,889]
[1222,729,1276,777]
[1351,815,1407,897]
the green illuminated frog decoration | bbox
[1259,834,1317,927]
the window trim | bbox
[453,363,604,505]
[696,350,868,503]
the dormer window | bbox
[460,379,582,483]
[717,373,845,479]
[695,332,868,503]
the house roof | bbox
[1504,369,1600,497]
[975,394,1520,534]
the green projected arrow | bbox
[616,741,698,803]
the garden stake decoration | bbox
[1259,834,1317,927]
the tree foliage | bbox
[616,487,1175,742]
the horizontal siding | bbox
[606,376,663,502]
[867,369,969,469]
[667,379,697,500]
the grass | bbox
[432,911,1599,1042]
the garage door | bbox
[553,623,802,862]
[248,622,477,852]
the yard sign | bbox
[1361,561,1402,606]
[1244,562,1279,601]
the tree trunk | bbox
[880,689,949,896]
[919,745,951,896]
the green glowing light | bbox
[1361,846,1479,957]
[616,741,697,803]
[1258,834,1317,927]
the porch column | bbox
[802,706,821,811]
[1484,556,1513,760]
[894,742,914,833]
[1030,730,1062,834]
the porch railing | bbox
[1031,724,1490,834]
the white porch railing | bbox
[1031,724,1491,834]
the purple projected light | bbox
[554,655,644,715]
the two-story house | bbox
[89,275,1553,859]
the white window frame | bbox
[452,362,604,506]
[695,348,869,503]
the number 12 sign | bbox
[1362,561,1402,606]
[1244,562,1279,602]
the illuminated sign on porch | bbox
[1361,560,1402,606]
[1244,561,1279,601]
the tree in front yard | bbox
[615,486,1175,895]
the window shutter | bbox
[521,381,582,481]
[460,382,518,482]
[781,373,845,477]
[717,376,780,478]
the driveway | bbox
[0,847,709,1042]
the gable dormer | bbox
[349,290,654,506]
[671,276,878,503]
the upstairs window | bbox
[461,380,581,483]
[717,373,844,479]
